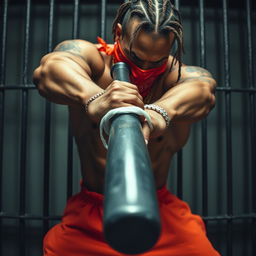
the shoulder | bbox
[163,58,215,89]
[54,39,106,79]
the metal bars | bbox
[43,0,55,235]
[222,0,233,255]
[174,0,183,200]
[19,0,31,255]
[198,0,208,218]
[0,0,8,255]
[101,0,107,40]
[245,0,256,254]
[0,1,255,256]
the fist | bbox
[87,80,144,122]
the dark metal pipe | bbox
[101,0,107,40]
[174,0,183,200]
[19,0,31,254]
[1,211,255,222]
[72,0,79,39]
[174,0,180,10]
[0,1,8,253]
[2,85,256,93]
[246,0,256,254]
[199,0,208,217]
[222,0,233,255]
[66,0,80,200]
[43,0,55,235]
[177,150,183,199]
[0,0,8,206]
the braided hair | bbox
[112,0,184,81]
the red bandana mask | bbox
[97,37,167,98]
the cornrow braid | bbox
[112,0,184,82]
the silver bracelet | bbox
[85,90,105,113]
[144,104,170,127]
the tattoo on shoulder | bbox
[54,41,88,61]
[54,41,82,54]
[184,66,213,77]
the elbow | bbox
[33,66,46,98]
[201,79,216,113]
[32,56,55,98]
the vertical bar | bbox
[0,1,8,255]
[19,0,31,255]
[222,0,233,255]
[43,0,55,235]
[72,0,79,39]
[66,0,80,200]
[174,0,180,10]
[173,0,183,199]
[198,0,208,217]
[101,0,107,40]
[177,151,183,199]
[246,0,256,254]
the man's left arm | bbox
[142,65,216,140]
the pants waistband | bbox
[80,181,172,204]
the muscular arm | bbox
[33,40,105,105]
[154,65,216,123]
[33,39,144,122]
[141,65,216,141]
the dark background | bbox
[0,0,255,255]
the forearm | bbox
[154,77,216,123]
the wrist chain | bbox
[144,104,170,127]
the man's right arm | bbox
[33,39,144,123]
[33,40,105,106]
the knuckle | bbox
[109,93,119,103]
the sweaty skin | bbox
[33,20,216,194]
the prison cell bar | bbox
[198,0,209,219]
[173,0,184,200]
[42,0,55,236]
[0,0,8,255]
[66,0,80,201]
[222,0,233,255]
[19,0,32,255]
[101,0,107,40]
[246,0,256,254]
[0,1,255,256]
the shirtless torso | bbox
[67,42,191,193]
[34,24,215,194]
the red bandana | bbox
[97,37,167,98]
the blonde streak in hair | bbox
[153,0,160,32]
[162,8,174,27]
[139,2,151,22]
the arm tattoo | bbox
[54,41,82,53]
[184,66,213,78]
[176,66,214,84]
[54,41,87,61]
[178,76,214,83]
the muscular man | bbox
[33,1,219,255]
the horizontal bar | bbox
[0,213,61,221]
[1,85,256,93]
[1,212,256,221]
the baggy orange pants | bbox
[43,185,220,256]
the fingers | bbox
[142,121,151,145]
[107,92,144,109]
[107,80,143,100]
[106,80,144,109]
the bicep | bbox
[53,39,105,80]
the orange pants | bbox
[43,185,220,256]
